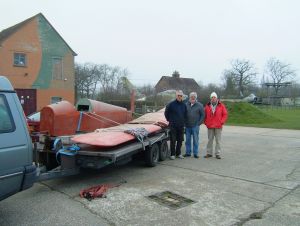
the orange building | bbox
[0,13,77,115]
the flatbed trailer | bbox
[35,129,170,181]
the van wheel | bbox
[159,140,169,161]
[145,143,159,167]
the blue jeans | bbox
[185,126,200,156]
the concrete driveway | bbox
[1,125,299,226]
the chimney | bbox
[172,71,180,78]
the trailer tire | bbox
[159,140,169,161]
[145,143,159,167]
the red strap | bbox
[80,184,113,200]
[80,181,126,200]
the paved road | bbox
[0,126,299,226]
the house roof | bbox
[0,15,35,44]
[0,13,77,56]
[155,75,200,94]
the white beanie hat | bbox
[210,92,218,99]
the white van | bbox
[0,76,36,201]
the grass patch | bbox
[257,107,300,129]
[223,102,300,130]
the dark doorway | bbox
[15,89,37,116]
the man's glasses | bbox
[177,95,182,97]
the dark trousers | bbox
[170,126,184,156]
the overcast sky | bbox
[1,0,299,86]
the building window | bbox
[14,53,26,67]
[51,96,62,104]
[52,57,63,80]
[0,95,15,133]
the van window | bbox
[0,95,15,133]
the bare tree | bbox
[75,62,99,99]
[136,84,155,96]
[264,58,296,95]
[198,83,224,103]
[222,71,237,97]
[225,59,258,97]
[75,63,130,100]
[98,65,128,94]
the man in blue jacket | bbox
[164,90,187,160]
[184,92,205,158]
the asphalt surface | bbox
[0,125,299,226]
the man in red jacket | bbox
[204,92,228,159]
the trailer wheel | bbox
[145,143,159,167]
[159,140,169,161]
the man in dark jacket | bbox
[204,92,228,159]
[184,92,205,158]
[164,90,187,160]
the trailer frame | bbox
[35,129,170,181]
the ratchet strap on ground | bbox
[79,181,126,201]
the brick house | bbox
[155,71,200,95]
[0,13,77,115]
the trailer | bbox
[35,129,170,181]
[33,101,170,181]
